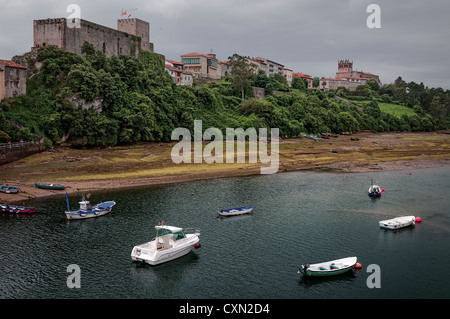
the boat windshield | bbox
[173,231,186,241]
[156,228,173,237]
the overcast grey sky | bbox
[1,0,449,89]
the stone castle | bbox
[336,59,381,85]
[320,59,381,91]
[33,18,154,58]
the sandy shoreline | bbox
[1,131,450,204]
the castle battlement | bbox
[33,17,154,57]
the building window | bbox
[182,58,200,65]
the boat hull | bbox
[35,182,65,190]
[65,201,115,220]
[0,204,36,214]
[131,234,199,266]
[219,207,253,217]
[379,216,415,230]
[298,257,357,277]
[0,186,20,194]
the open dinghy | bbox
[218,206,253,217]
[379,216,416,230]
[298,257,358,277]
[0,204,36,214]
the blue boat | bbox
[35,182,65,190]
[65,192,115,220]
[219,206,253,217]
[0,185,20,194]
[368,179,382,197]
[304,134,322,140]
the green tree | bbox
[228,53,257,101]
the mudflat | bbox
[1,131,449,203]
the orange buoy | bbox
[355,263,362,269]
[415,217,421,223]
[195,243,201,248]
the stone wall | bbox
[33,18,144,58]
[0,139,45,165]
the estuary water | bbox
[1,166,450,299]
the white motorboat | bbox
[298,257,358,277]
[379,215,416,230]
[131,224,200,265]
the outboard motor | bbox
[300,264,310,273]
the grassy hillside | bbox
[350,100,416,117]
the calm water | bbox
[1,166,450,299]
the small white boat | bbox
[298,257,358,277]
[218,206,253,217]
[368,179,382,197]
[379,216,416,230]
[131,224,200,266]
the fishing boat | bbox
[298,257,358,277]
[0,185,20,194]
[218,206,253,217]
[0,203,36,214]
[131,224,200,266]
[64,192,115,220]
[35,182,65,190]
[368,179,382,197]
[379,216,416,230]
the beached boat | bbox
[368,179,382,197]
[0,204,36,214]
[131,224,200,266]
[64,192,115,220]
[304,134,322,140]
[379,216,416,230]
[0,185,20,194]
[35,182,65,190]
[219,206,253,217]
[298,257,358,277]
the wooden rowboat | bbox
[0,185,20,194]
[0,204,36,214]
[35,182,65,190]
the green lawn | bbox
[350,100,416,117]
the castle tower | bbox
[336,59,353,78]
[117,18,154,52]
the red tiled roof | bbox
[0,59,27,69]
[293,72,312,79]
[165,59,183,65]
[165,64,193,75]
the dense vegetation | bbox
[0,46,448,148]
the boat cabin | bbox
[155,225,187,250]
[79,200,92,211]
